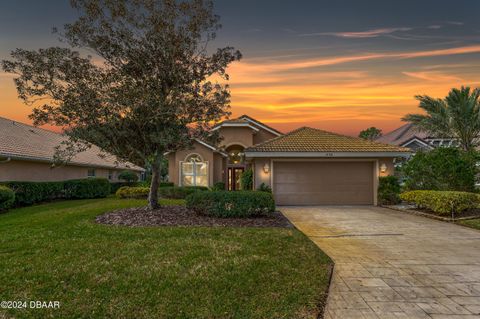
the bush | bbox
[400,190,480,215]
[186,191,275,218]
[64,178,111,199]
[159,186,209,199]
[118,170,139,183]
[378,176,401,205]
[116,186,150,199]
[2,181,65,206]
[402,148,476,192]
[240,168,253,190]
[110,182,141,194]
[211,182,226,191]
[256,183,272,193]
[0,186,15,211]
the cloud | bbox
[446,21,464,26]
[300,27,412,38]
[402,71,464,82]
[237,44,480,72]
[427,25,442,29]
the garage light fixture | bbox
[263,163,270,173]
[380,163,387,173]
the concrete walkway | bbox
[281,206,480,319]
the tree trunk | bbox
[148,155,162,210]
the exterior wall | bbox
[213,153,226,186]
[253,158,271,189]
[252,128,278,145]
[0,159,134,182]
[218,127,254,148]
[168,141,225,187]
[378,157,395,177]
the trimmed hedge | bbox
[256,183,272,193]
[1,178,110,206]
[159,186,209,199]
[400,190,480,215]
[116,186,150,199]
[0,186,15,211]
[64,178,111,199]
[378,176,401,205]
[110,182,173,194]
[186,191,275,218]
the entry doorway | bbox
[228,167,244,190]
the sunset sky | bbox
[1,0,480,135]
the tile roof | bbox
[0,117,143,171]
[375,123,429,146]
[246,127,410,153]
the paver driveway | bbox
[281,206,480,319]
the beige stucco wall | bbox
[253,128,278,145]
[218,127,254,148]
[168,141,226,187]
[0,159,135,182]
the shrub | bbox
[186,191,275,218]
[118,170,139,183]
[256,183,272,193]
[378,176,401,205]
[402,148,476,192]
[240,168,253,190]
[116,186,150,199]
[211,182,226,191]
[64,178,111,199]
[2,181,65,206]
[0,186,15,211]
[159,186,209,199]
[110,182,141,194]
[400,190,480,216]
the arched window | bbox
[181,154,208,187]
[227,146,245,165]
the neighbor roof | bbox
[0,117,143,171]
[245,127,410,153]
[375,123,429,146]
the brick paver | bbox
[281,206,480,319]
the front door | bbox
[228,167,244,191]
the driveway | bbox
[281,206,480,319]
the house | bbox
[167,115,410,205]
[375,123,459,152]
[0,117,144,182]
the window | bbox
[87,169,96,178]
[108,170,114,180]
[227,147,245,165]
[181,154,208,187]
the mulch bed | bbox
[96,206,293,228]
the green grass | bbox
[458,218,480,230]
[0,198,332,319]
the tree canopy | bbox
[2,0,241,208]
[403,86,480,152]
[358,127,382,140]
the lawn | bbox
[458,218,480,230]
[0,198,332,319]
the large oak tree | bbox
[2,0,241,209]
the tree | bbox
[403,86,480,152]
[118,170,139,183]
[2,0,241,209]
[401,148,477,192]
[358,127,382,140]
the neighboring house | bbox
[376,123,459,152]
[0,117,144,182]
[168,115,410,206]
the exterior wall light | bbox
[263,163,270,174]
[380,163,387,174]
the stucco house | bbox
[168,115,410,205]
[0,117,144,182]
[376,123,459,152]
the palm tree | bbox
[403,86,480,152]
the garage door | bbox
[273,161,374,205]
